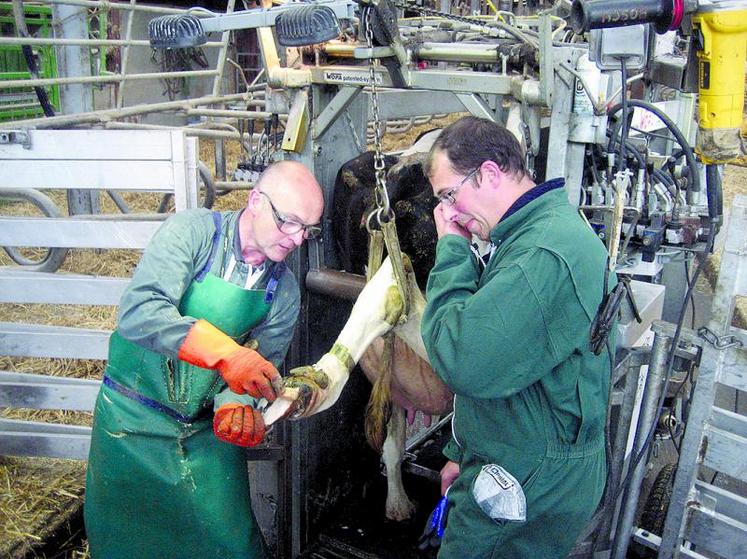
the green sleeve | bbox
[117,209,214,357]
[421,236,570,399]
[442,438,463,463]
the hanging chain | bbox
[365,8,391,220]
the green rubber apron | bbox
[85,212,282,559]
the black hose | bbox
[13,0,55,117]
[705,164,723,235]
[607,99,700,199]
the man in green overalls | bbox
[421,117,615,558]
[84,161,324,559]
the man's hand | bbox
[434,204,470,240]
[178,319,282,401]
[213,403,266,447]
[440,460,460,496]
[218,348,282,402]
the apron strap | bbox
[194,212,223,282]
[103,375,211,424]
[264,262,286,304]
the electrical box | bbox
[589,24,650,71]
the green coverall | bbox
[85,209,299,559]
[421,182,614,559]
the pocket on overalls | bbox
[164,358,190,404]
[471,463,538,523]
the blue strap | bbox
[264,262,286,304]
[103,375,210,424]
[194,212,223,282]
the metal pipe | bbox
[117,0,137,110]
[9,92,253,128]
[211,0,236,97]
[305,268,366,301]
[0,70,220,90]
[611,329,671,559]
[215,180,255,190]
[596,350,648,551]
[0,37,224,48]
[186,108,282,119]
[104,121,264,143]
[39,0,208,16]
[415,42,508,63]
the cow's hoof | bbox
[385,497,416,522]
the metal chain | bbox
[365,8,391,219]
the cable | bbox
[12,0,55,117]
[617,61,629,174]
[607,99,700,198]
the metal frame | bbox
[654,196,747,558]
[0,128,199,460]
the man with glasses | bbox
[421,117,613,558]
[85,161,323,559]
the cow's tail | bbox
[365,334,394,452]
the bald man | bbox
[85,161,324,559]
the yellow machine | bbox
[691,3,747,163]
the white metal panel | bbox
[0,322,111,359]
[0,217,161,248]
[0,270,130,304]
[0,129,175,160]
[0,160,175,190]
[0,418,91,460]
[702,424,747,484]
[686,506,747,559]
[0,371,101,411]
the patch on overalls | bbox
[472,464,527,522]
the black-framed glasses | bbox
[435,168,479,206]
[258,190,321,239]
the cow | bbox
[263,255,452,519]
[265,136,451,520]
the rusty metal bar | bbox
[305,268,366,301]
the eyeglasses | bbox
[435,168,479,206]
[258,191,321,239]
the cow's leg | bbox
[383,405,415,521]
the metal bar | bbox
[0,371,101,411]
[8,92,253,128]
[104,121,263,143]
[39,0,205,16]
[611,328,670,559]
[211,0,236,97]
[186,108,277,119]
[0,37,224,48]
[701,424,747,483]
[694,480,747,524]
[306,268,367,301]
[117,0,137,110]
[0,69,220,89]
[0,418,91,460]
[313,86,362,139]
[596,354,645,549]
[631,529,710,559]
[0,271,128,305]
[0,322,110,360]
[0,218,161,248]
[686,506,747,558]
[198,0,356,33]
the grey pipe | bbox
[305,268,366,302]
[610,329,671,559]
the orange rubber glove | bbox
[178,319,281,401]
[213,403,266,447]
